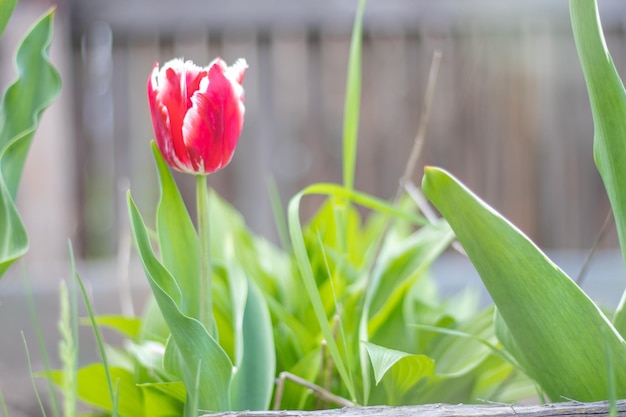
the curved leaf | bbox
[422,167,626,402]
[0,8,60,276]
[0,7,61,197]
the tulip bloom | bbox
[147,57,248,174]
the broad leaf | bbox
[422,167,626,402]
[46,365,143,417]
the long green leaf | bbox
[0,8,60,276]
[422,167,626,402]
[152,142,201,319]
[342,0,366,190]
[128,193,233,411]
[570,0,626,265]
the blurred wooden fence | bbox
[12,0,626,258]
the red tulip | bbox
[147,57,248,175]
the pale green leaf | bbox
[231,281,276,410]
[422,166,626,401]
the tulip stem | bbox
[196,174,213,335]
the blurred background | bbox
[3,0,626,414]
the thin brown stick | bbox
[393,49,442,204]
[576,209,614,285]
[322,316,340,409]
[273,372,355,410]
[404,181,466,255]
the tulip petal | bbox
[148,63,180,169]
[183,63,244,174]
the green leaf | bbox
[153,143,201,319]
[45,365,142,417]
[363,342,434,394]
[138,382,185,417]
[0,180,26,276]
[128,193,233,411]
[366,222,454,335]
[0,8,60,276]
[0,0,17,38]
[422,167,626,401]
[342,0,366,190]
[0,7,61,198]
[84,316,142,341]
[570,0,626,265]
[137,381,186,404]
[231,281,276,410]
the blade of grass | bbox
[24,271,61,417]
[70,244,119,417]
[21,332,48,417]
[267,176,290,251]
[342,0,367,191]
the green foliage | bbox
[44,0,537,413]
[0,5,61,277]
